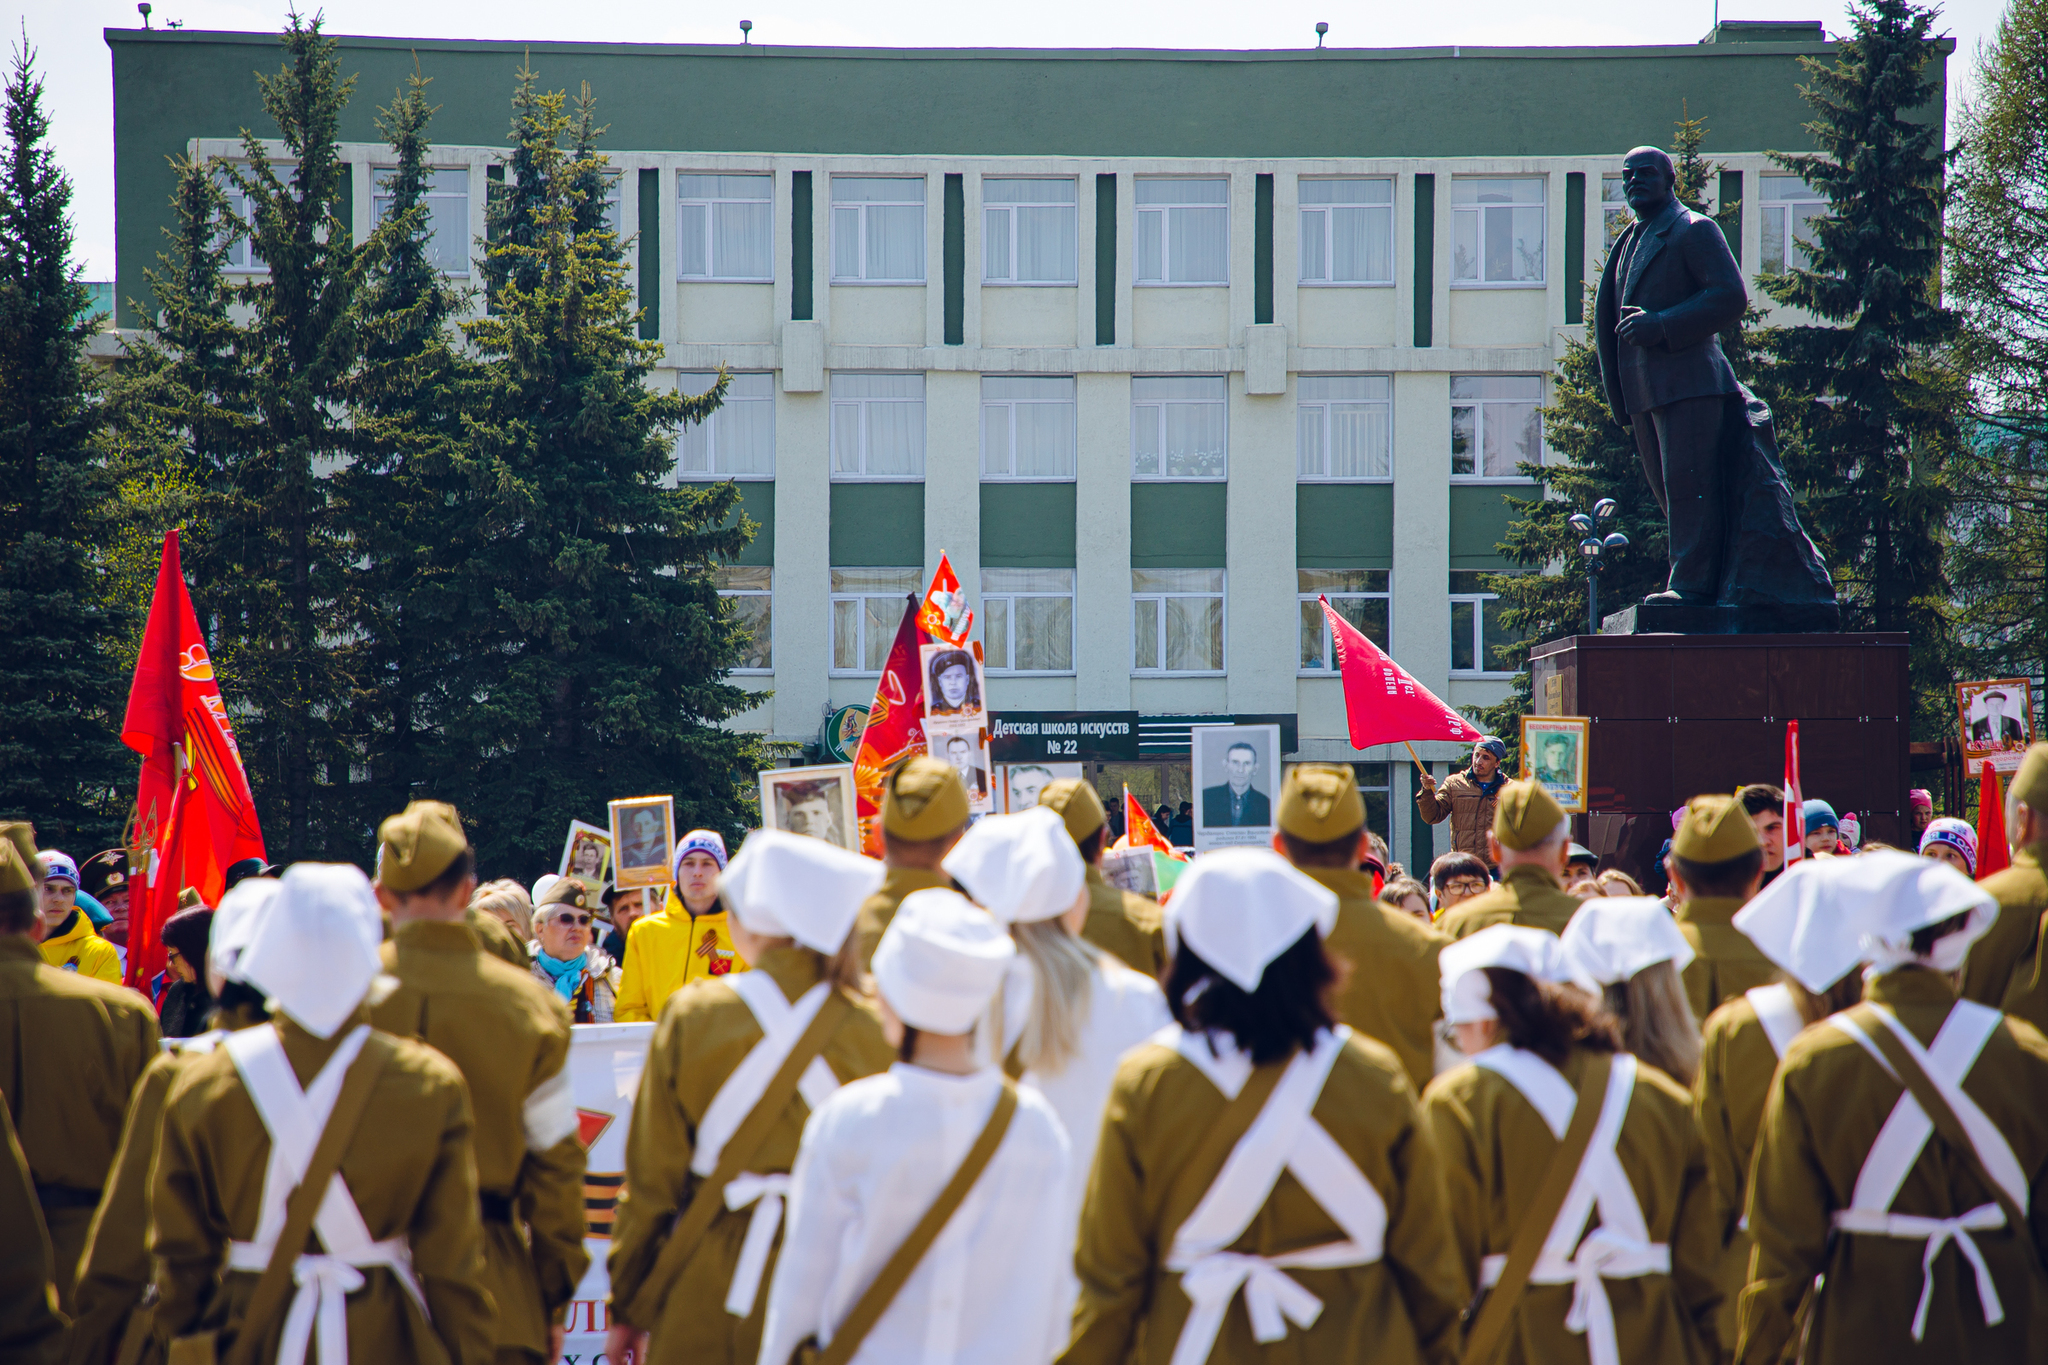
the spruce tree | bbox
[443,71,757,877]
[0,37,127,846]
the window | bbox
[677,372,774,478]
[1451,375,1543,478]
[1297,569,1390,671]
[1136,178,1228,285]
[1298,178,1394,285]
[830,568,920,672]
[1283,762,1391,843]
[1131,376,1226,480]
[1451,178,1545,285]
[1297,375,1391,480]
[1450,571,1518,674]
[1761,175,1826,275]
[678,174,772,281]
[217,170,266,272]
[831,374,924,479]
[983,569,1074,673]
[984,178,1076,285]
[982,377,1075,479]
[716,566,772,671]
[1132,568,1224,674]
[1600,174,1633,252]
[373,168,471,275]
[596,170,622,237]
[832,177,926,283]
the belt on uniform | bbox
[479,1191,515,1223]
[36,1182,103,1212]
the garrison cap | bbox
[1277,763,1367,843]
[1493,778,1566,851]
[0,842,33,896]
[882,757,971,841]
[1038,777,1106,843]
[376,800,470,891]
[2013,743,2048,813]
[537,877,591,910]
[0,821,37,873]
[1672,793,1762,863]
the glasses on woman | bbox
[549,913,594,928]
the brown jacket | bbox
[1675,896,1779,1023]
[1303,867,1448,1093]
[1081,868,1167,980]
[1414,768,1503,861]
[1964,844,2047,1027]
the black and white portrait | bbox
[1191,724,1279,851]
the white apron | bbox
[223,1025,427,1365]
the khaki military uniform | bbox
[1415,769,1504,862]
[1436,864,1581,940]
[1964,845,2047,1024]
[0,936,160,1313]
[1423,1048,1722,1365]
[1692,990,1794,1362]
[1,1094,64,1365]
[1060,1031,1468,1365]
[1080,867,1167,980]
[149,1013,494,1364]
[1737,969,2048,1363]
[607,946,893,1364]
[851,866,951,970]
[466,905,531,970]
[1676,897,1778,1022]
[1302,867,1447,1092]
[369,921,587,1365]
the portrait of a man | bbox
[1972,689,2027,745]
[779,781,844,845]
[1202,741,1269,828]
[1519,716,1590,813]
[942,735,989,800]
[609,797,677,888]
[569,835,607,878]
[1534,733,1578,788]
[618,808,668,869]
[1007,763,1056,812]
[759,765,858,851]
[923,645,984,718]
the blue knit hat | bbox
[1801,799,1839,833]
[1475,736,1508,761]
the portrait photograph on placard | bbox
[924,716,995,813]
[608,796,676,889]
[1958,678,2036,774]
[1521,716,1590,813]
[1099,846,1158,897]
[1191,723,1280,851]
[558,820,613,898]
[920,643,986,721]
[1000,761,1086,813]
[759,764,859,850]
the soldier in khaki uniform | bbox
[1964,744,2048,1026]
[1037,778,1167,979]
[149,862,494,1364]
[606,830,895,1365]
[369,802,588,1365]
[1272,763,1448,1092]
[3,1082,65,1365]
[1668,794,1773,1021]
[852,757,969,969]
[1435,780,1583,940]
[0,826,160,1316]
[1414,736,1510,863]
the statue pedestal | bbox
[1602,601,1842,635]
[1530,631,1910,883]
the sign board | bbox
[820,703,868,764]
[989,711,1141,763]
[1957,678,2035,776]
[559,1022,653,1362]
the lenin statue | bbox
[1596,146,1837,629]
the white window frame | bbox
[982,178,1078,286]
[1760,175,1827,276]
[981,568,1076,676]
[1135,177,1230,287]
[675,372,775,480]
[981,376,1076,481]
[1131,376,1228,482]
[1297,177,1395,287]
[1296,375,1393,482]
[715,566,773,673]
[676,172,773,283]
[829,568,921,675]
[371,166,472,276]
[1131,569,1226,677]
[830,373,925,481]
[1297,569,1391,674]
[831,176,927,284]
[1450,176,1547,288]
[1600,174,1633,258]
[217,168,268,274]
[1449,571,1517,678]
[1450,374,1545,483]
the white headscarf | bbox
[1164,848,1338,994]
[872,888,1017,1034]
[234,863,386,1039]
[719,828,882,954]
[207,876,282,994]
[1558,897,1695,994]
[1439,923,1566,1025]
[942,807,1086,924]
[1733,847,1998,990]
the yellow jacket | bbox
[614,896,750,1024]
[38,912,122,984]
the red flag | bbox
[1783,720,1805,864]
[1976,762,2011,881]
[121,531,266,990]
[851,597,931,858]
[1319,595,1482,750]
[916,551,974,646]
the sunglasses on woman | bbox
[548,913,594,928]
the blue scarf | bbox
[535,947,586,1003]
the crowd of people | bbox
[4,738,2048,1365]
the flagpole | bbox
[1403,742,1427,775]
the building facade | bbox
[107,23,1948,870]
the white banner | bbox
[559,1022,653,1364]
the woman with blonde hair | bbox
[1558,896,1703,1087]
[1596,868,1644,897]
[470,876,534,941]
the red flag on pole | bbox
[1122,787,1184,860]
[121,531,266,991]
[851,597,931,858]
[1319,595,1483,751]
[1976,762,2012,881]
[1783,720,1805,864]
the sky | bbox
[8,0,2015,281]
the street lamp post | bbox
[1571,499,1629,634]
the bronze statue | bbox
[1595,146,1837,629]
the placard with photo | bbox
[608,796,675,890]
[923,716,995,814]
[999,761,1086,813]
[1521,716,1590,813]
[759,764,860,851]
[1958,678,2035,775]
[920,642,986,721]
[1191,723,1280,851]
[1099,846,1158,897]
[558,820,613,899]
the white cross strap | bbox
[691,976,841,1178]
[720,1172,792,1319]
[1746,984,1805,1059]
